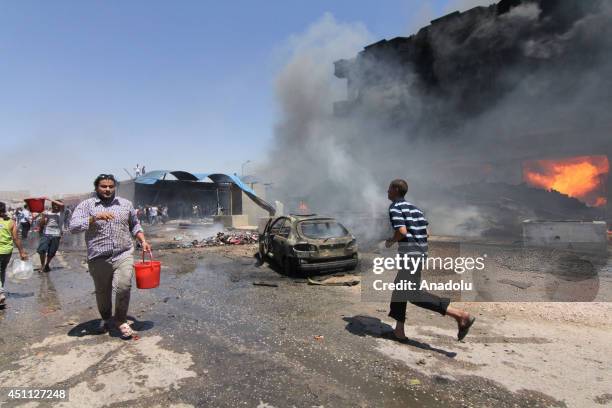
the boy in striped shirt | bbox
[385,179,475,341]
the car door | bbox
[274,218,293,259]
[259,218,273,256]
[268,218,286,258]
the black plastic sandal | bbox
[458,316,476,341]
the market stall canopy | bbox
[135,170,275,215]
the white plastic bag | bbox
[8,259,34,281]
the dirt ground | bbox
[0,224,610,407]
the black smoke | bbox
[263,1,612,239]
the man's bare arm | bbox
[385,226,408,247]
[10,222,27,260]
[44,197,65,209]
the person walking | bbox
[17,204,32,239]
[160,205,169,224]
[0,202,28,307]
[63,206,73,226]
[192,203,199,219]
[137,206,145,224]
[37,198,65,272]
[149,205,158,225]
[69,174,151,339]
[385,179,475,341]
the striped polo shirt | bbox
[388,199,428,255]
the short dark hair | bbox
[390,179,408,196]
[94,174,117,188]
[0,202,6,214]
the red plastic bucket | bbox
[25,198,45,213]
[134,252,160,289]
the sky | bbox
[0,0,490,195]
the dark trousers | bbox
[20,222,30,239]
[0,253,12,294]
[389,256,450,323]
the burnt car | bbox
[259,214,358,275]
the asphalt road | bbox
[0,240,596,407]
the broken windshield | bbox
[299,220,349,239]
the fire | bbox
[594,197,608,207]
[298,200,309,213]
[523,155,609,207]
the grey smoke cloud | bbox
[263,1,612,240]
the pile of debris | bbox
[199,231,259,246]
[164,231,259,249]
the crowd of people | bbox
[136,205,169,225]
[0,198,70,306]
[136,203,219,224]
[3,203,74,241]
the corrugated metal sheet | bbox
[134,170,275,214]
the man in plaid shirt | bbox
[70,174,151,339]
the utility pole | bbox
[241,160,251,177]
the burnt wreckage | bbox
[334,0,612,234]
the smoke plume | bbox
[263,0,612,241]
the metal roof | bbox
[134,170,275,215]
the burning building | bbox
[328,0,612,235]
[522,155,609,208]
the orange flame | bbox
[594,197,608,207]
[298,201,309,213]
[523,155,609,207]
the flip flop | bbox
[458,316,476,341]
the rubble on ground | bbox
[160,231,259,249]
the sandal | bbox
[117,322,134,339]
[458,316,476,341]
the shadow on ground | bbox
[6,291,35,299]
[343,315,457,358]
[68,316,155,338]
